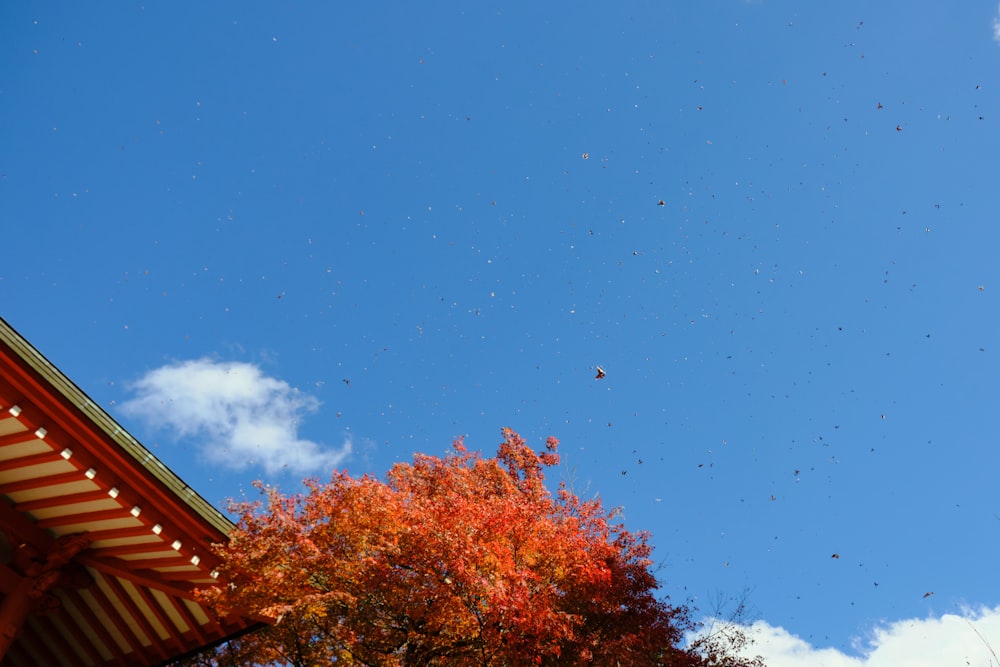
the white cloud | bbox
[993,3,1000,43]
[121,358,350,476]
[708,605,1000,667]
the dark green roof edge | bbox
[0,317,234,536]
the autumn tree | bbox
[193,428,762,666]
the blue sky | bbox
[3,2,1000,663]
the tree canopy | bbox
[191,428,761,666]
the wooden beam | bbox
[155,570,217,582]
[117,555,194,570]
[35,507,137,529]
[78,554,200,601]
[62,587,132,666]
[96,541,176,558]
[84,525,161,543]
[0,450,63,472]
[14,489,109,512]
[165,596,209,646]
[86,579,154,662]
[119,576,188,656]
[0,470,83,494]
[0,432,37,448]
[95,569,171,663]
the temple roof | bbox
[0,317,261,666]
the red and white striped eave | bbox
[0,321,264,666]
